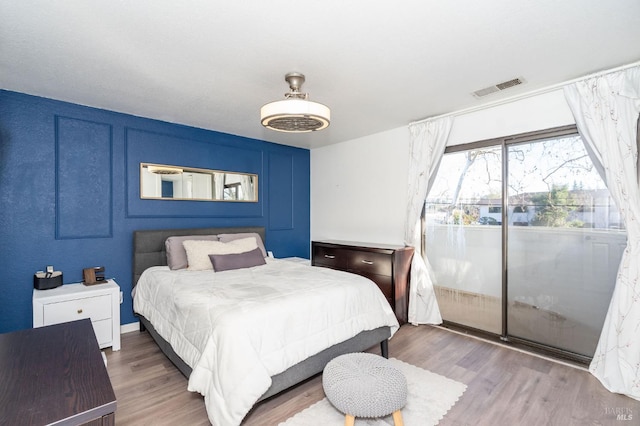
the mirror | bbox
[140,163,258,202]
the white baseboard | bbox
[120,321,140,334]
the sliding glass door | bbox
[425,145,503,334]
[506,134,625,356]
[424,126,626,359]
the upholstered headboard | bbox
[132,226,266,287]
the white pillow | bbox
[218,233,267,257]
[165,235,219,270]
[183,237,259,271]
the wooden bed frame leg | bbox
[381,339,389,358]
[139,321,146,332]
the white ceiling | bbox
[2,1,640,149]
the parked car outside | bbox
[478,217,501,225]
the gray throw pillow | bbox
[208,247,266,272]
[166,235,219,270]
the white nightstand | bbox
[33,279,121,351]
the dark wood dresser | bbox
[312,240,414,324]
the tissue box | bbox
[33,273,63,290]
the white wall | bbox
[447,89,575,145]
[311,89,577,244]
[311,126,410,244]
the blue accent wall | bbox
[0,90,310,333]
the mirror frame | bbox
[140,162,258,202]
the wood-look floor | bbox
[104,324,639,425]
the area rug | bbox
[279,358,467,426]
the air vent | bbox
[473,77,526,98]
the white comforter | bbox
[133,259,399,426]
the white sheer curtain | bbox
[405,117,453,325]
[563,66,640,400]
[213,173,225,200]
[240,175,253,200]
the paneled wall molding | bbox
[55,115,113,239]
[124,127,266,219]
[268,152,294,230]
[0,90,309,333]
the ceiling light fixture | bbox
[147,165,183,175]
[261,72,330,133]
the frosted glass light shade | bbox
[261,99,330,133]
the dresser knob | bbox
[77,309,83,314]
[361,260,374,265]
[324,254,336,259]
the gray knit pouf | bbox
[323,353,407,425]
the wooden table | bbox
[0,319,117,425]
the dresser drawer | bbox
[313,245,348,269]
[312,241,413,324]
[346,250,392,276]
[42,294,112,325]
[363,273,393,300]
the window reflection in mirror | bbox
[140,163,258,202]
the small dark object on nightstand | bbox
[34,272,63,290]
[83,266,106,285]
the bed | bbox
[132,226,399,426]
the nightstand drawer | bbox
[42,294,112,325]
[33,281,121,351]
[92,318,113,347]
